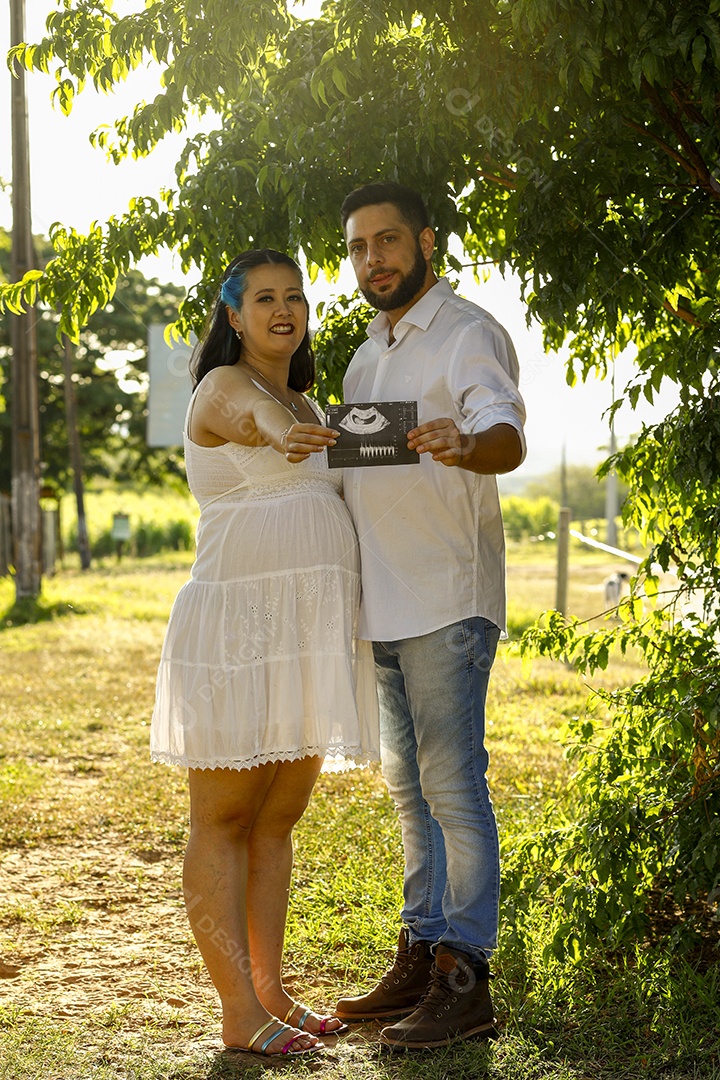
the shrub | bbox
[502,495,559,541]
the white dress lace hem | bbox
[150,745,378,771]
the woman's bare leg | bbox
[245,756,343,1032]
[183,765,319,1052]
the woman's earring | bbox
[235,330,242,341]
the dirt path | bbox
[0,838,381,1071]
[0,837,214,1024]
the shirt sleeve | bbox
[448,318,527,463]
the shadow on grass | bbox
[0,596,92,629]
[166,1040,499,1080]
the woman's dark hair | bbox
[190,249,315,391]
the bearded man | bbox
[334,182,526,1051]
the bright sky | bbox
[1,0,680,481]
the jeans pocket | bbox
[460,617,499,675]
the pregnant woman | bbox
[151,249,378,1057]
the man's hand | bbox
[407,417,467,467]
[407,419,523,474]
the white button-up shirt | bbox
[343,278,526,641]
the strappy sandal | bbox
[284,1002,349,1036]
[223,1016,323,1056]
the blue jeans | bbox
[373,617,501,961]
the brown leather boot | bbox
[379,944,498,1049]
[335,928,435,1021]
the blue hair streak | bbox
[220,267,247,312]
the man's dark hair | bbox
[340,182,430,236]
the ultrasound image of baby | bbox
[326,401,419,468]
[338,406,391,435]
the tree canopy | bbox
[3,0,720,950]
[0,230,186,492]
[5,1,719,363]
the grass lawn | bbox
[0,550,718,1079]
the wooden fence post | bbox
[556,507,571,616]
[0,495,11,577]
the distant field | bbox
[56,484,199,558]
[505,541,640,637]
[53,481,644,618]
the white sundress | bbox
[150,389,379,770]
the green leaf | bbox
[331,66,348,95]
[641,49,659,84]
[692,33,707,72]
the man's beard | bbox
[360,241,428,311]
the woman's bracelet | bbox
[279,427,291,454]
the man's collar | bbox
[367,278,452,344]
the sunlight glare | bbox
[287,0,326,19]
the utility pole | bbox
[10,0,42,599]
[62,335,92,570]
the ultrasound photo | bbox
[325,401,420,468]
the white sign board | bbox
[147,324,195,447]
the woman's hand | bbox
[281,423,340,463]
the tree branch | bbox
[621,116,699,179]
[668,86,708,130]
[476,169,517,190]
[641,76,720,201]
[662,299,701,326]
